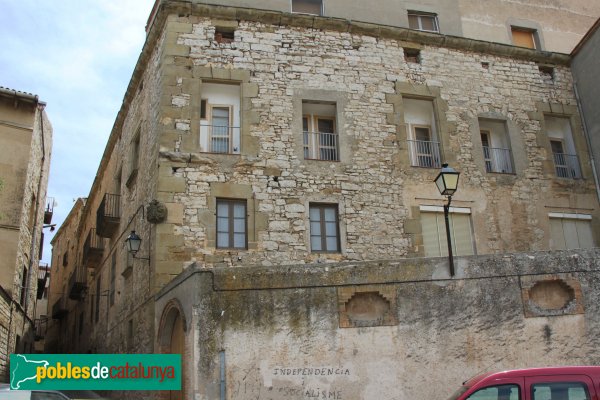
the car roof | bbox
[465,366,600,387]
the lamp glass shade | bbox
[434,165,460,196]
[126,231,142,254]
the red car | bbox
[449,366,600,400]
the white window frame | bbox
[208,104,233,154]
[408,11,439,33]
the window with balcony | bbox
[309,203,340,253]
[292,0,323,15]
[216,199,247,249]
[549,213,594,250]
[479,119,514,174]
[545,116,581,179]
[302,101,338,161]
[511,26,538,49]
[405,98,441,168]
[420,206,474,257]
[408,11,439,33]
[96,193,121,238]
[199,82,241,154]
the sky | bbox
[0,0,155,264]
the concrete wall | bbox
[155,248,600,400]
[571,21,600,197]
[459,0,600,53]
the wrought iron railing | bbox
[482,146,514,174]
[553,153,581,179]
[407,140,442,168]
[303,131,339,161]
[83,228,104,266]
[96,193,121,237]
[34,317,47,340]
[68,267,87,301]
[51,297,68,319]
[200,124,241,154]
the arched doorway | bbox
[158,300,186,400]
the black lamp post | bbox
[125,230,149,260]
[433,163,460,277]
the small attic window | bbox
[404,48,421,64]
[539,65,554,80]
[215,27,235,44]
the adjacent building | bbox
[0,87,52,381]
[47,1,600,399]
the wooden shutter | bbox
[512,28,535,49]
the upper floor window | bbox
[302,101,338,161]
[479,119,514,174]
[404,98,441,168]
[408,11,439,33]
[292,0,323,15]
[545,116,581,179]
[511,26,538,49]
[216,199,247,249]
[420,206,474,257]
[309,203,340,253]
[199,82,241,154]
[549,213,594,250]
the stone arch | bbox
[158,299,187,400]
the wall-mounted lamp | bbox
[125,231,150,261]
[434,163,460,277]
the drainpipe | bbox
[219,351,226,400]
[573,82,600,203]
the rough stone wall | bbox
[154,248,600,400]
[154,14,598,270]
[0,97,51,380]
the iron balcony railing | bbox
[68,267,87,301]
[303,131,339,161]
[407,140,442,168]
[83,228,104,267]
[96,193,121,238]
[200,124,241,154]
[51,297,68,319]
[37,263,49,300]
[34,317,48,341]
[44,197,54,224]
[482,146,514,174]
[553,153,581,179]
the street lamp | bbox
[434,164,460,277]
[125,230,149,261]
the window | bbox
[420,206,474,257]
[215,27,235,44]
[531,382,590,400]
[549,213,594,250]
[292,0,322,15]
[545,116,581,179]
[62,250,69,267]
[408,11,439,33]
[404,98,441,168]
[511,27,537,49]
[479,119,513,174]
[404,48,421,64]
[467,384,520,400]
[309,204,340,253]
[216,199,247,249]
[302,101,338,161]
[199,83,241,154]
[131,128,140,172]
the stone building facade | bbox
[47,1,600,398]
[0,87,52,381]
